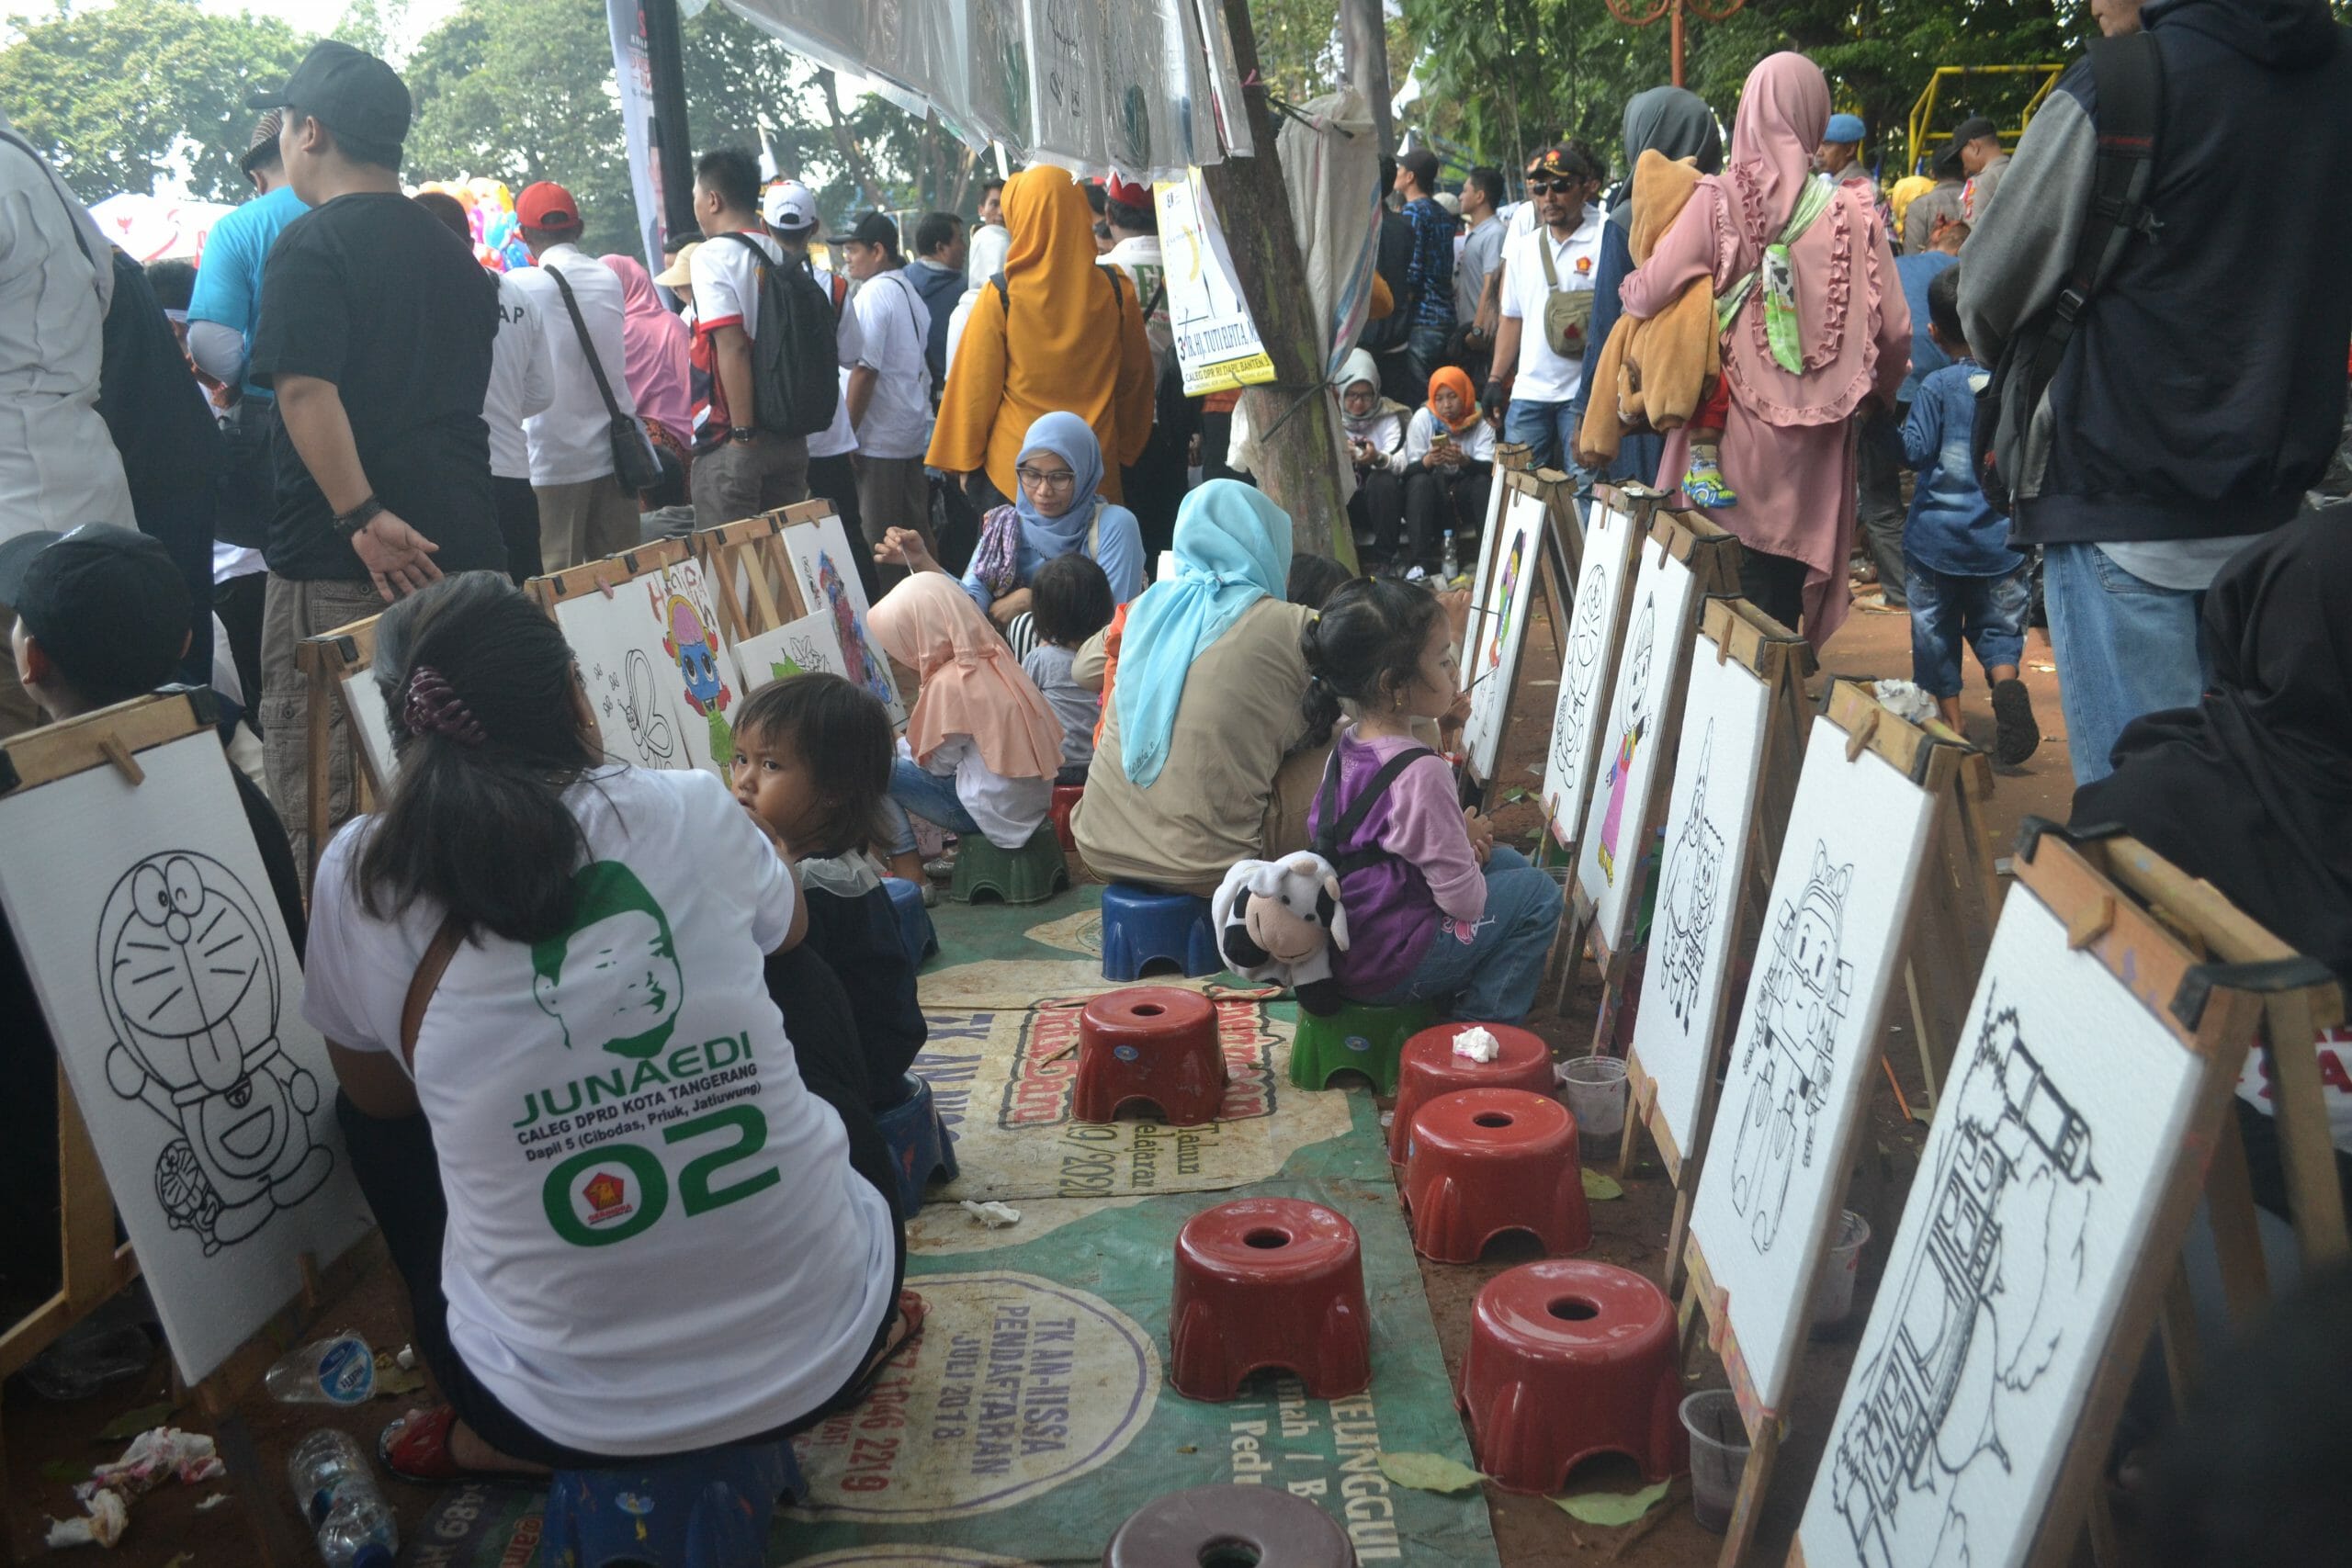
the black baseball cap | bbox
[246,40,413,152]
[1952,116,1999,146]
[846,210,900,250]
[0,526,191,703]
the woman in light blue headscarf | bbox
[960,411,1147,620]
[1073,480,1328,897]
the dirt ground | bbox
[0,578,2074,1566]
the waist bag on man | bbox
[1973,31,2164,517]
[1535,235,1594,360]
[718,232,841,438]
[547,267,662,495]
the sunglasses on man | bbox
[1527,177,1581,196]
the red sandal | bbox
[377,1405,513,1485]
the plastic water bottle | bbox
[1441,529,1460,584]
[287,1428,399,1568]
[265,1331,375,1404]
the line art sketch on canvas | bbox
[1654,720,1724,1032]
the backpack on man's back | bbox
[718,232,840,438]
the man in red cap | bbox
[1097,174,1182,558]
[505,180,648,570]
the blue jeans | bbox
[2042,542,2211,786]
[1905,556,2030,698]
[1504,398,1578,474]
[1367,847,1566,1025]
[882,757,978,855]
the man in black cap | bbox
[1951,116,2010,223]
[0,524,303,1297]
[243,39,503,875]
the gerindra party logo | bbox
[578,1168,635,1226]
[532,862,684,1060]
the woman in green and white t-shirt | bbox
[304,572,910,1477]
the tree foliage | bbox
[0,0,311,202]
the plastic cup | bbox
[1679,1389,1750,1534]
[1558,1055,1628,1143]
[1809,1209,1872,1333]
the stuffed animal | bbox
[1213,853,1350,1015]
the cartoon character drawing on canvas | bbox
[598,653,679,768]
[1728,844,1855,1251]
[653,581,735,764]
[1595,596,1657,884]
[1828,992,2098,1568]
[1548,569,1611,784]
[1487,533,1527,672]
[96,852,333,1254]
[1655,721,1725,1030]
[821,553,895,708]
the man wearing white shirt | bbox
[504,183,642,571]
[1482,143,1606,473]
[966,176,1011,288]
[417,191,553,581]
[838,212,934,587]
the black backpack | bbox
[1973,32,2164,516]
[718,232,840,438]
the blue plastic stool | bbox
[876,1071,958,1218]
[883,874,937,965]
[1100,883,1223,982]
[541,1440,804,1568]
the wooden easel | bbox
[525,532,692,614]
[1461,466,1584,811]
[1616,597,1813,1297]
[0,694,370,1567]
[1781,823,2300,1568]
[1676,681,1989,1568]
[692,502,826,644]
[1528,481,1651,861]
[1891,711,2003,1115]
[1548,510,1742,1040]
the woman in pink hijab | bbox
[1618,52,1909,647]
[598,254,693,452]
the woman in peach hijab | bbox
[927,166,1156,507]
[866,572,1065,886]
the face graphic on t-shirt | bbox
[534,904,685,1060]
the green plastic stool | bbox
[1288,1000,1441,1094]
[951,824,1071,906]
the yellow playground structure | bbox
[1905,63,2066,177]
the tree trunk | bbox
[815,68,886,209]
[1340,0,1395,156]
[1199,0,1352,563]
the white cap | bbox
[762,179,817,232]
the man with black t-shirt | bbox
[243,40,502,875]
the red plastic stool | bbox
[1073,987,1227,1125]
[1455,1259,1686,1494]
[1388,1022,1557,1168]
[1401,1088,1590,1262]
[1102,1483,1357,1566]
[1169,1198,1370,1401]
[1050,782,1085,851]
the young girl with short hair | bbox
[1023,551,1116,784]
[1301,577,1565,1024]
[867,572,1065,886]
[730,673,926,1106]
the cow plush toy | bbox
[1212,853,1350,1015]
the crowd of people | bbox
[1,0,2348,1514]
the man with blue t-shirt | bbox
[188,112,308,571]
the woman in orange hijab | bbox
[1398,366,1497,577]
[866,572,1066,886]
[928,166,1157,507]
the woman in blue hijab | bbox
[1072,481,1329,896]
[958,412,1144,623]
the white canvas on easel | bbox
[732,609,850,692]
[1632,623,1777,1168]
[781,514,907,726]
[1458,465,1512,671]
[1459,482,1549,782]
[1796,882,2203,1568]
[548,554,746,777]
[1576,532,1699,948]
[339,664,396,788]
[1536,494,1640,848]
[0,728,371,1383]
[1688,712,1939,1411]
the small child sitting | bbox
[730,673,926,1107]
[1902,267,2041,766]
[1301,577,1566,1024]
[866,572,1066,888]
[1022,552,1115,785]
